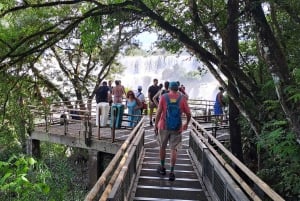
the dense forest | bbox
[0,0,300,200]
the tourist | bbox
[112,80,126,104]
[135,85,146,114]
[178,82,189,99]
[154,81,191,181]
[153,81,169,106]
[148,78,160,126]
[95,81,111,126]
[214,87,225,124]
[126,90,142,127]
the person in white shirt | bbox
[135,86,146,114]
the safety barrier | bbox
[106,120,144,201]
[190,118,285,201]
[30,100,143,143]
[84,117,145,201]
[188,99,215,116]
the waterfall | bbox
[117,54,220,100]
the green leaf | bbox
[28,157,36,166]
[20,175,29,183]
[0,172,12,184]
[37,183,51,194]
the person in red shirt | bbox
[154,81,191,181]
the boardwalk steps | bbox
[132,148,210,201]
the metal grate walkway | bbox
[131,125,211,201]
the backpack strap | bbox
[164,93,182,105]
[176,94,182,105]
[137,92,142,98]
[164,93,170,104]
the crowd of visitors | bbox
[95,78,225,181]
[95,78,192,126]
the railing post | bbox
[88,114,92,144]
[111,107,117,143]
[98,106,101,139]
[207,109,211,122]
[45,113,48,133]
[64,114,68,135]
[84,113,92,146]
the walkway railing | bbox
[188,98,215,116]
[30,100,143,143]
[29,100,91,133]
[85,117,145,201]
[190,118,285,201]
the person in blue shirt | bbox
[214,87,225,124]
[126,90,142,127]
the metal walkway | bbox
[27,100,285,201]
[133,148,209,201]
[86,118,284,201]
[132,126,210,201]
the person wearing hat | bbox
[154,81,191,181]
[135,85,146,114]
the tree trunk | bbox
[246,0,300,143]
[224,0,244,162]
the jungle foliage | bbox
[0,0,300,200]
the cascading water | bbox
[117,54,220,100]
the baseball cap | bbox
[169,81,179,90]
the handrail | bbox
[84,117,145,201]
[188,99,215,117]
[102,120,144,200]
[191,118,285,201]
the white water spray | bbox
[117,54,219,100]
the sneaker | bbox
[157,166,166,175]
[150,121,153,126]
[169,172,175,181]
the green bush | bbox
[0,155,50,201]
[258,130,300,199]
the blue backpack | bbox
[164,94,182,130]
